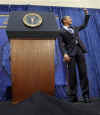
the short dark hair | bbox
[61,16,68,24]
[61,17,65,25]
[61,16,67,25]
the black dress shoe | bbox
[83,97,90,103]
[83,96,91,103]
[69,96,78,103]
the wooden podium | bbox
[6,11,59,103]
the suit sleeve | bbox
[77,14,90,31]
[58,32,67,56]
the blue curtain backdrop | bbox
[0,5,100,101]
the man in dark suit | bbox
[59,9,90,103]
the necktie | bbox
[68,28,74,34]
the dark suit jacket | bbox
[58,15,90,57]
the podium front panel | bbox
[11,39,55,103]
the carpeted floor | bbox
[0,92,100,115]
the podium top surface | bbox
[6,11,60,39]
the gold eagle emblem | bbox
[23,13,42,28]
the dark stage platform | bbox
[0,92,100,115]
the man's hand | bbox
[64,54,71,62]
[83,8,88,15]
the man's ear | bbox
[63,19,66,23]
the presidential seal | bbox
[23,13,42,27]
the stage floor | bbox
[0,93,100,115]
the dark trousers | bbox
[66,45,89,97]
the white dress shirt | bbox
[63,25,74,34]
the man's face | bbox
[63,16,72,25]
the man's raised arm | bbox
[77,8,90,31]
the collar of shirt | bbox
[63,26,69,31]
[63,25,74,34]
